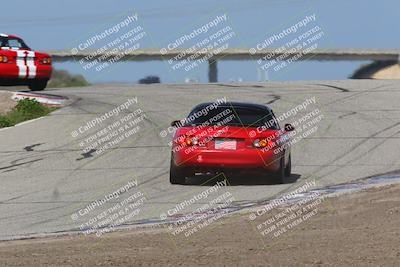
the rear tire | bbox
[275,156,288,184]
[170,159,186,185]
[284,154,292,177]
[29,80,48,91]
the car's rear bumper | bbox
[173,147,282,172]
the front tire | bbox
[170,159,186,185]
[29,80,48,91]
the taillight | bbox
[0,55,8,63]
[253,138,275,149]
[176,135,199,146]
[40,57,52,65]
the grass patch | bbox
[48,69,90,88]
[0,99,56,128]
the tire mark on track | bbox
[313,83,350,92]
[252,82,399,203]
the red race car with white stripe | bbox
[0,33,52,91]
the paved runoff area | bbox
[1,80,400,240]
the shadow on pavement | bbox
[185,173,301,186]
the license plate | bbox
[215,139,237,150]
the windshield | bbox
[0,37,30,49]
[185,106,279,129]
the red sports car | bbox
[170,102,294,185]
[0,33,52,91]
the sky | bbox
[0,0,397,83]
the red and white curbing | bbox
[12,92,67,106]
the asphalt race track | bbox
[1,80,400,240]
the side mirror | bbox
[284,123,295,131]
[170,120,181,127]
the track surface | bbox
[1,80,400,240]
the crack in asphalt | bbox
[338,111,357,119]
[23,143,43,152]
[76,149,96,161]
[264,94,281,105]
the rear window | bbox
[0,37,30,49]
[185,106,279,129]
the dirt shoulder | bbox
[0,91,16,115]
[0,184,399,267]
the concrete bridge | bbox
[47,48,400,82]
